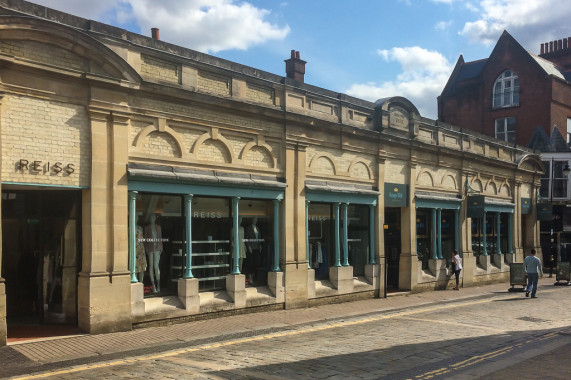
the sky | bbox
[29,0,571,119]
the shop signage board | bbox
[384,183,408,207]
[520,198,531,215]
[537,203,553,221]
[509,263,526,291]
[557,261,570,282]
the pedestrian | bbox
[452,249,462,290]
[524,249,543,298]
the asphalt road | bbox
[5,284,571,379]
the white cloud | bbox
[435,20,452,30]
[460,0,571,50]
[31,0,290,53]
[346,47,453,119]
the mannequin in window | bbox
[231,216,247,272]
[245,217,262,279]
[144,214,163,293]
[135,223,147,283]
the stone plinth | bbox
[268,271,285,303]
[226,274,246,308]
[329,266,354,294]
[178,278,200,313]
[131,282,145,317]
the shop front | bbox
[305,185,377,297]
[127,164,285,319]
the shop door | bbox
[2,190,81,329]
[384,208,401,290]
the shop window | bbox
[308,203,333,280]
[416,210,430,269]
[539,160,550,199]
[440,210,455,266]
[494,117,515,143]
[347,205,370,277]
[492,70,519,108]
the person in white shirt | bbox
[452,249,462,290]
[524,249,543,298]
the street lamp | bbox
[563,163,571,178]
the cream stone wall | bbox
[197,70,231,97]
[0,40,88,72]
[384,159,408,184]
[1,95,90,187]
[245,83,274,105]
[306,146,376,181]
[140,54,180,84]
[415,166,460,192]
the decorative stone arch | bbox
[416,169,435,187]
[485,180,498,195]
[440,174,458,190]
[133,121,186,158]
[0,16,142,83]
[309,152,338,176]
[191,128,235,163]
[240,135,277,168]
[347,159,372,179]
[499,183,511,197]
[470,177,484,193]
[516,153,545,173]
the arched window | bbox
[493,70,519,108]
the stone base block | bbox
[0,282,6,346]
[478,255,491,271]
[226,274,246,308]
[178,278,200,313]
[428,259,447,279]
[307,269,315,298]
[131,282,145,317]
[504,253,515,264]
[268,271,285,303]
[493,254,507,271]
[329,266,354,294]
[365,264,379,288]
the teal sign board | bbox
[384,183,408,207]
[537,203,552,221]
[521,198,531,215]
[467,195,486,218]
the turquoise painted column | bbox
[496,212,502,255]
[306,201,310,269]
[128,191,138,283]
[334,202,341,267]
[369,204,375,264]
[508,213,514,254]
[184,194,194,278]
[342,203,349,266]
[482,214,488,256]
[437,208,443,259]
[232,197,241,274]
[431,208,437,259]
[454,209,459,253]
[272,199,280,271]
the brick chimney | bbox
[539,37,571,70]
[285,50,306,83]
[151,28,160,40]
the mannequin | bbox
[144,214,163,293]
[245,217,262,280]
[135,224,147,282]
[231,217,247,272]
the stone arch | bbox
[348,159,372,179]
[416,170,434,187]
[516,153,544,172]
[309,153,337,176]
[191,128,235,163]
[133,123,185,158]
[486,181,498,195]
[240,137,277,168]
[440,174,457,190]
[470,179,483,193]
[0,16,141,83]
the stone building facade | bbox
[0,1,543,345]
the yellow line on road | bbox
[10,296,533,380]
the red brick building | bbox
[438,30,571,150]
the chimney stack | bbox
[285,50,307,83]
[151,28,160,40]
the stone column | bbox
[399,163,417,291]
[0,94,6,346]
[283,142,308,308]
[375,157,386,297]
[78,109,131,334]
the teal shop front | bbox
[467,195,514,258]
[127,164,285,298]
[305,183,378,281]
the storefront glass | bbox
[308,203,333,280]
[347,205,370,276]
[416,209,431,269]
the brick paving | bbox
[0,277,569,379]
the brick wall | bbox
[1,95,90,187]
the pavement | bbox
[0,276,569,379]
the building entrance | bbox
[385,208,401,290]
[1,190,81,334]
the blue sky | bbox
[31,0,571,119]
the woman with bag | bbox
[452,249,462,290]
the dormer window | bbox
[493,70,519,108]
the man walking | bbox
[524,249,543,298]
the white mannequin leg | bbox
[146,251,156,292]
[153,250,161,292]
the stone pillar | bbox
[0,94,6,346]
[78,109,131,334]
[399,163,417,291]
[461,173,474,287]
[376,157,386,298]
[283,143,308,308]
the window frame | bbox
[492,70,519,109]
[494,117,516,143]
